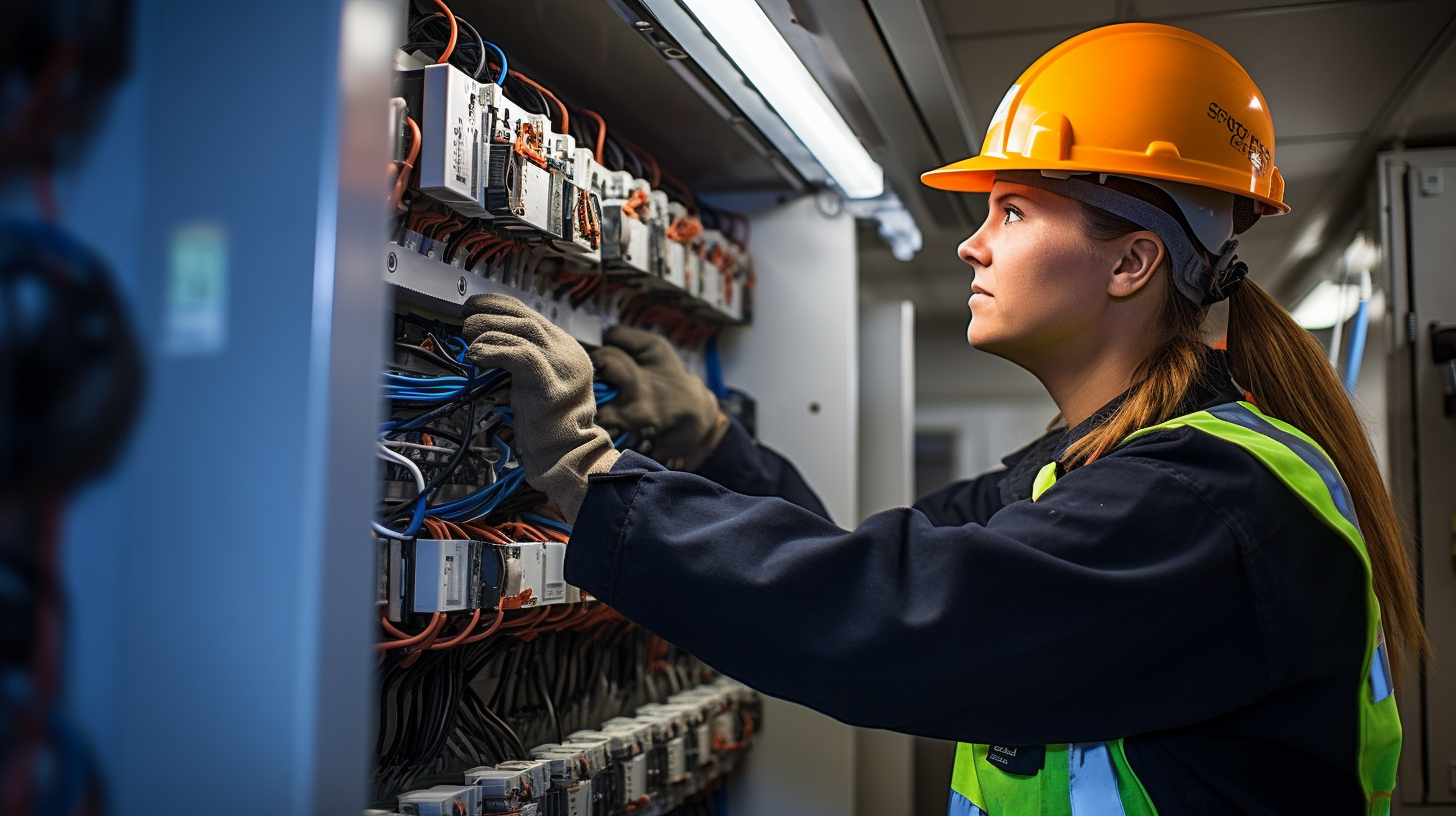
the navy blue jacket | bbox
[565,353,1369,815]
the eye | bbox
[1002,205,1023,226]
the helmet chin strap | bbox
[997,170,1245,306]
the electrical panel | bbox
[385,678,758,815]
[370,3,762,813]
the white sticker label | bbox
[164,223,228,356]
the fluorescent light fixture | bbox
[1291,279,1362,330]
[678,0,884,199]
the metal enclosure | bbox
[1379,147,1456,811]
[53,0,397,812]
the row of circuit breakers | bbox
[369,677,760,816]
[391,62,751,323]
[380,537,578,618]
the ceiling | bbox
[856,0,1456,323]
[448,0,1456,326]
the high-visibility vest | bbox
[948,402,1401,816]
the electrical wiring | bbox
[389,117,421,210]
[581,109,608,164]
[379,443,426,494]
[615,134,661,189]
[501,68,568,135]
[481,40,508,85]
[382,439,460,456]
[375,612,445,651]
[520,513,572,536]
[428,0,457,64]
[430,609,482,650]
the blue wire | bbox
[482,40,508,85]
[402,495,427,536]
[1343,299,1370,396]
[522,513,572,535]
[429,468,526,522]
[594,382,619,404]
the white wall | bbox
[914,317,1057,479]
[720,193,859,816]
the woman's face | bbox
[957,181,1124,360]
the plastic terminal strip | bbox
[385,678,761,816]
[383,539,579,620]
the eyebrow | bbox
[991,191,1034,208]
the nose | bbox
[958,226,989,269]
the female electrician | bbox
[459,23,1428,816]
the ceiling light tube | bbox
[678,0,884,199]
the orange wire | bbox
[401,614,445,666]
[461,606,507,644]
[389,117,421,209]
[581,109,607,163]
[429,608,481,649]
[374,612,443,651]
[429,0,457,64]
[506,69,569,134]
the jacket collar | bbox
[999,348,1245,504]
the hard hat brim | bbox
[920,154,1290,216]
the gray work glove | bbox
[590,325,728,469]
[461,294,618,524]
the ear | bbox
[1107,231,1165,299]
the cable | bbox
[481,41,508,85]
[378,443,426,494]
[374,612,444,650]
[389,117,421,210]
[500,67,568,135]
[581,109,607,164]
[428,0,457,64]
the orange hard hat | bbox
[922,23,1287,216]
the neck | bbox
[1019,326,1154,428]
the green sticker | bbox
[165,223,228,356]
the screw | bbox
[387,252,398,273]
[633,20,653,30]
[457,277,468,296]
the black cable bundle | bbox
[403,6,496,83]
[371,622,711,807]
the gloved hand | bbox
[590,325,728,469]
[461,294,618,523]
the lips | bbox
[970,284,992,298]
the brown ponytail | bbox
[1063,183,1430,683]
[1227,280,1430,676]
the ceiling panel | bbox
[1275,137,1362,183]
[1134,0,1347,16]
[945,27,1084,130]
[1178,0,1456,138]
[936,0,1116,38]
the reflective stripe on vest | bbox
[950,401,1402,816]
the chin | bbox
[965,317,999,351]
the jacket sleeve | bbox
[565,434,1296,746]
[689,417,830,521]
[911,427,1065,527]
[911,470,1008,527]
